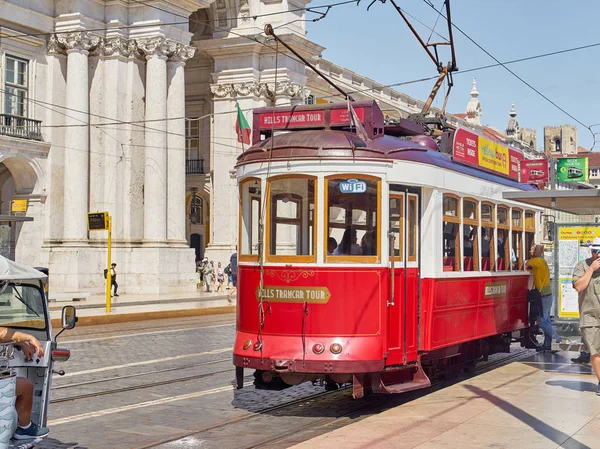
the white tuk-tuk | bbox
[0,256,77,448]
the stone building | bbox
[0,1,204,294]
[0,0,434,295]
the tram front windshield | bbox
[0,283,46,330]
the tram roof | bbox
[503,189,600,215]
[237,129,538,192]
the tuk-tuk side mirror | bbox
[61,306,77,330]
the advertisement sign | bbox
[556,157,589,182]
[258,110,325,128]
[330,107,365,125]
[453,128,523,181]
[520,159,549,184]
[556,225,600,319]
[339,179,367,193]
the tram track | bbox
[137,348,533,449]
[50,359,234,404]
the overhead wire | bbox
[422,0,598,149]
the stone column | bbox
[167,44,195,245]
[58,32,99,243]
[139,38,170,244]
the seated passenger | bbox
[0,327,50,440]
[333,227,362,255]
[361,231,377,256]
[481,228,490,258]
[327,237,337,255]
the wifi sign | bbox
[339,179,367,194]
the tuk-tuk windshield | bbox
[0,283,46,330]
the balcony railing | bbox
[0,114,43,141]
[186,159,205,175]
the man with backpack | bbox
[228,247,238,302]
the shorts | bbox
[581,326,600,356]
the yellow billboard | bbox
[478,136,509,176]
[11,199,27,213]
[558,226,600,246]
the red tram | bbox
[233,101,540,398]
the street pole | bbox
[105,216,112,313]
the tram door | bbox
[387,188,420,365]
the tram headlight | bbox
[330,343,342,354]
[312,343,325,354]
[242,339,252,350]
[253,341,263,351]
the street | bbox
[40,314,327,449]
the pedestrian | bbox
[525,244,564,351]
[110,263,119,297]
[196,266,202,290]
[210,260,217,291]
[216,262,225,292]
[202,258,214,292]
[573,237,600,394]
[228,247,238,302]
[224,262,232,289]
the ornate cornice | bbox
[47,34,62,55]
[210,81,302,100]
[99,36,135,58]
[57,31,100,54]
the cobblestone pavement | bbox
[27,315,537,449]
[35,314,330,449]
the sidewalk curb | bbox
[50,305,236,328]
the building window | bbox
[554,137,561,153]
[4,56,28,117]
[189,187,203,225]
[186,118,200,160]
[305,95,315,105]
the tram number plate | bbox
[339,179,366,194]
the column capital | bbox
[168,43,196,65]
[98,36,138,59]
[137,37,171,61]
[57,31,100,54]
[47,34,64,55]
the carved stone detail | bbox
[168,43,196,64]
[137,37,171,60]
[100,36,133,58]
[210,81,302,100]
[57,32,100,53]
[47,34,63,55]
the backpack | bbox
[224,264,231,275]
[103,269,108,279]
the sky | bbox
[306,0,600,151]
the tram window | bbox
[496,206,509,271]
[462,199,478,271]
[481,202,495,271]
[389,195,403,261]
[442,194,460,272]
[408,196,417,262]
[267,176,316,260]
[326,176,379,261]
[525,211,536,258]
[512,209,524,270]
[240,179,261,259]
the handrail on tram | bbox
[388,232,395,307]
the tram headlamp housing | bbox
[242,339,252,350]
[312,343,325,354]
[253,341,263,351]
[330,343,342,354]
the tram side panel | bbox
[234,265,387,372]
[419,275,529,351]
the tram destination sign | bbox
[256,286,331,304]
[453,128,523,181]
[259,110,325,128]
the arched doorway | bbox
[0,157,40,263]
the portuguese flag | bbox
[235,103,251,145]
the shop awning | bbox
[502,189,600,215]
